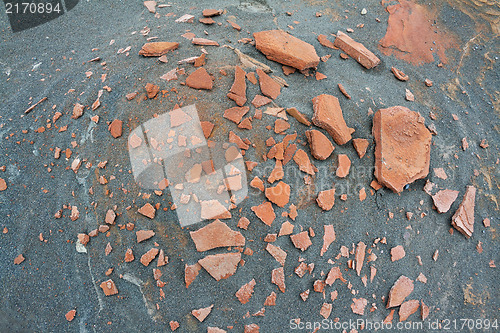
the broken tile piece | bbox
[235,279,256,304]
[256,68,281,99]
[312,94,354,145]
[192,304,213,322]
[136,230,155,243]
[399,300,419,321]
[390,245,406,261]
[320,225,336,256]
[432,190,459,213]
[306,130,334,160]
[109,119,123,138]
[251,201,276,226]
[286,107,311,126]
[316,189,335,211]
[336,154,351,178]
[198,252,241,281]
[351,298,368,315]
[293,149,316,175]
[265,181,290,207]
[451,186,476,238]
[200,200,231,220]
[373,106,432,193]
[333,31,380,69]
[227,66,247,106]
[266,243,287,266]
[185,263,202,288]
[320,303,333,319]
[271,267,286,292]
[100,279,118,296]
[290,231,312,251]
[387,275,414,308]
[352,138,369,158]
[140,248,159,266]
[223,106,250,124]
[190,220,245,251]
[186,68,213,90]
[138,203,156,219]
[139,42,179,56]
[253,30,320,70]
[355,241,366,276]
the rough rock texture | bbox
[373,106,432,193]
[253,30,320,70]
[139,42,179,56]
[306,130,334,160]
[432,189,459,213]
[312,94,354,145]
[387,275,414,308]
[451,186,476,238]
[190,220,245,251]
[186,68,213,90]
[333,31,380,69]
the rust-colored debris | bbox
[198,252,241,281]
[199,17,215,25]
[451,186,476,238]
[399,300,420,321]
[352,138,369,158]
[333,31,380,69]
[432,189,459,213]
[200,200,231,220]
[201,121,215,138]
[421,301,430,320]
[228,66,247,106]
[185,263,202,288]
[203,9,222,17]
[0,178,7,191]
[190,220,245,251]
[317,189,335,211]
[124,248,134,262]
[186,68,213,90]
[256,68,281,100]
[72,103,84,119]
[265,181,290,207]
[250,176,265,192]
[139,42,179,56]
[355,241,366,276]
[391,245,406,261]
[317,34,336,49]
[325,266,346,285]
[192,304,213,322]
[251,94,272,108]
[236,279,256,304]
[306,130,334,160]
[274,119,290,133]
[312,94,354,145]
[264,291,277,306]
[320,225,336,256]
[251,201,276,226]
[140,248,159,266]
[192,38,219,46]
[387,275,414,308]
[224,106,249,124]
[338,83,351,99]
[336,154,351,178]
[100,279,118,296]
[14,254,25,265]
[278,221,294,236]
[271,267,286,292]
[253,30,319,70]
[65,309,76,322]
[109,119,123,138]
[136,229,155,243]
[145,83,159,99]
[293,149,316,175]
[286,107,311,126]
[391,67,409,81]
[138,203,155,219]
[290,231,312,251]
[373,106,432,193]
[320,303,332,319]
[351,298,368,315]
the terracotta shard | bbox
[138,203,156,219]
[198,252,241,281]
[202,9,222,17]
[250,176,265,191]
[14,254,25,265]
[124,248,134,262]
[100,279,118,296]
[317,34,336,49]
[278,221,294,236]
[432,189,459,213]
[185,263,202,288]
[192,304,213,322]
[224,106,249,124]
[320,225,336,256]
[264,291,277,306]
[399,300,419,321]
[355,241,366,276]
[352,138,369,158]
[228,66,247,106]
[391,67,409,81]
[286,107,311,126]
[336,154,351,178]
[109,119,123,138]
[199,17,215,25]
[266,243,287,265]
[373,106,432,193]
[451,186,476,238]
[333,31,380,69]
[145,83,159,99]
[293,149,316,175]
[312,94,354,145]
[290,231,312,251]
[186,68,213,90]
[306,130,334,160]
[387,275,414,308]
[320,303,332,319]
[136,230,155,243]
[251,94,272,108]
[200,121,215,138]
[421,301,430,320]
[265,181,290,207]
[253,30,320,70]
[200,200,231,220]
[192,38,219,46]
[190,220,245,251]
[316,189,335,211]
[105,209,116,224]
[140,248,159,266]
[325,266,346,285]
[139,42,179,56]
[72,103,84,119]
[274,119,290,133]
[65,309,76,322]
[256,68,281,100]
[271,267,286,292]
[390,245,406,261]
[235,279,256,304]
[251,201,276,226]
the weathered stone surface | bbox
[312,94,354,145]
[306,130,334,160]
[333,31,380,69]
[253,30,320,70]
[373,106,432,193]
[451,186,476,238]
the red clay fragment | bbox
[391,67,409,81]
[352,138,369,158]
[200,121,215,138]
[186,68,213,90]
[451,186,476,238]
[169,321,180,331]
[325,266,346,285]
[245,324,260,333]
[228,66,247,106]
[251,94,272,108]
[271,267,286,292]
[140,248,159,266]
[202,9,222,17]
[316,189,335,211]
[236,279,256,304]
[145,83,159,99]
[139,42,179,56]
[317,34,336,49]
[72,103,84,119]
[253,30,320,70]
[250,176,265,191]
[199,17,215,25]
[100,279,118,296]
[312,94,354,145]
[399,300,419,321]
[373,106,432,193]
[274,119,290,133]
[387,275,414,308]
[251,201,276,226]
[351,298,368,315]
[109,119,123,138]
[256,68,281,100]
[65,309,76,322]
[355,241,366,276]
[138,203,155,219]
[290,231,312,251]
[391,245,406,261]
[264,291,277,306]
[286,107,311,126]
[266,243,287,265]
[224,106,249,124]
[124,248,134,262]
[0,178,7,191]
[421,301,430,320]
[190,220,245,251]
[265,181,290,207]
[293,149,316,175]
[306,129,334,160]
[185,263,202,288]
[136,230,155,243]
[320,225,336,256]
[198,252,241,281]
[333,31,380,69]
[200,200,231,220]
[192,38,219,46]
[192,304,213,322]
[14,254,25,265]
[320,303,332,319]
[278,221,294,236]
[432,189,459,213]
[336,154,351,178]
